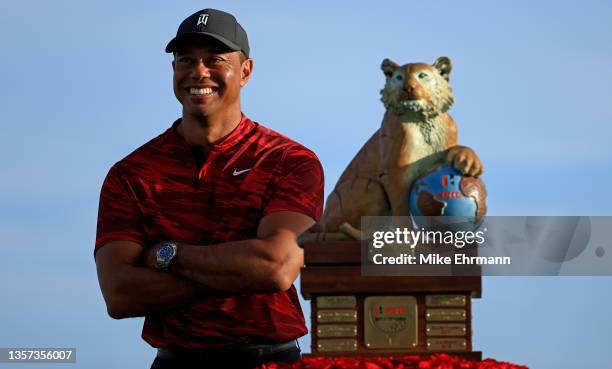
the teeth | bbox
[190,87,214,95]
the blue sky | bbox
[1,1,611,368]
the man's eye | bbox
[177,57,193,64]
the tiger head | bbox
[380,57,455,119]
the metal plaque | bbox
[427,338,467,351]
[317,339,358,352]
[426,323,467,337]
[426,309,466,322]
[364,296,418,349]
[317,324,358,338]
[426,295,466,307]
[317,310,357,323]
[316,296,357,309]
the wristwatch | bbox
[155,242,178,271]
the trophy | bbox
[300,56,485,359]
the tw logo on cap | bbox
[197,13,209,26]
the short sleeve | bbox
[263,148,324,221]
[95,165,145,256]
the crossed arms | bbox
[95,211,314,319]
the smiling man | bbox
[94,8,324,369]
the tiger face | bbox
[380,57,455,119]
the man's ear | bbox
[240,58,254,87]
[171,60,176,71]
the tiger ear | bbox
[381,58,399,78]
[433,57,452,81]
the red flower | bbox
[258,354,528,369]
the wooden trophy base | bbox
[301,241,482,358]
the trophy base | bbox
[301,241,482,359]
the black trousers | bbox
[150,346,301,369]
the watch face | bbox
[158,245,173,260]
[157,243,176,269]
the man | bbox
[95,8,324,369]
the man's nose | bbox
[191,60,211,79]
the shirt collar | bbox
[166,114,255,153]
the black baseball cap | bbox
[165,8,250,57]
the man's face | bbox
[172,41,251,119]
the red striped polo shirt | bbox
[95,115,324,348]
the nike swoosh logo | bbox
[233,168,252,176]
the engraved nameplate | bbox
[426,295,466,307]
[317,338,358,352]
[317,310,357,323]
[317,324,358,338]
[427,338,467,351]
[426,309,466,322]
[364,296,418,349]
[317,296,357,309]
[426,323,467,336]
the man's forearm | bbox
[141,212,313,294]
[98,262,211,319]
[158,234,303,294]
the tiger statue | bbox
[303,56,483,241]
